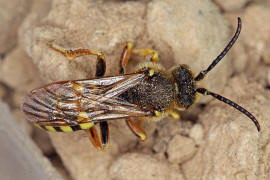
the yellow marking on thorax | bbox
[45,126,57,132]
[78,112,90,122]
[135,62,166,73]
[149,69,155,76]
[174,83,179,93]
[154,111,161,117]
[60,126,73,132]
[80,122,94,129]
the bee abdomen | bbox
[35,122,94,132]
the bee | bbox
[22,17,260,150]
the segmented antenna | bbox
[195,17,242,81]
[196,88,260,132]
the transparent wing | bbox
[22,72,152,127]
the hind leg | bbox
[87,122,110,150]
[38,40,106,77]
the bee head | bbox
[171,65,196,109]
[171,18,260,132]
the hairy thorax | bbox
[119,72,175,112]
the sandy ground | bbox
[1,0,270,180]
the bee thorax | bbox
[119,72,174,112]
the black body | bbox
[172,65,196,109]
[119,71,175,112]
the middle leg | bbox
[126,118,147,141]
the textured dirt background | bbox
[1,0,270,180]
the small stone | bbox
[242,4,270,48]
[153,139,168,154]
[1,47,42,92]
[167,135,197,163]
[110,153,185,180]
[242,4,270,73]
[153,117,189,154]
[18,0,52,46]
[0,0,31,54]
[189,123,204,145]
[214,0,249,12]
[49,131,116,180]
[12,90,25,108]
[230,38,248,73]
[250,63,269,87]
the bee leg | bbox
[120,42,133,74]
[132,48,159,63]
[38,40,106,77]
[126,119,147,141]
[120,42,159,74]
[86,122,110,150]
[99,121,110,149]
[86,126,103,150]
[169,110,181,120]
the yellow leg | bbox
[86,122,110,150]
[87,126,103,150]
[132,49,159,63]
[126,119,147,141]
[120,42,159,74]
[169,110,181,120]
[38,40,106,77]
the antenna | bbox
[195,17,242,81]
[196,88,260,132]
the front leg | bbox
[119,42,159,74]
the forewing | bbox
[22,72,152,127]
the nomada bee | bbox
[22,18,260,150]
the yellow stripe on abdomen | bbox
[45,126,57,132]
[80,122,94,130]
[59,126,73,132]
[34,122,95,132]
